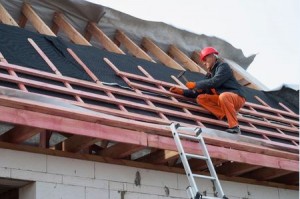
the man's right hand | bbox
[169,87,184,95]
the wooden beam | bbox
[141,37,184,70]
[99,143,144,159]
[0,3,18,26]
[21,3,56,36]
[52,12,91,46]
[86,23,125,54]
[168,45,206,73]
[0,125,43,144]
[0,141,297,190]
[115,30,154,62]
[56,135,100,153]
[216,162,262,176]
[139,149,178,164]
[39,130,52,148]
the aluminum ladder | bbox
[170,123,228,199]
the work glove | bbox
[185,82,196,89]
[169,87,184,95]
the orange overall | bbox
[196,92,245,128]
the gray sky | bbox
[87,0,300,90]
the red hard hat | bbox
[199,47,219,61]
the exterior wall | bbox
[0,148,298,199]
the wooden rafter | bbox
[52,12,91,46]
[85,22,125,54]
[0,125,43,144]
[0,3,18,26]
[115,30,155,62]
[21,3,55,36]
[168,45,206,74]
[141,37,184,70]
[56,135,99,153]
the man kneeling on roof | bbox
[169,47,246,134]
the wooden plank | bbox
[99,143,144,159]
[168,45,206,73]
[21,3,56,36]
[0,141,297,190]
[115,30,154,62]
[141,37,184,70]
[52,12,91,46]
[0,3,18,26]
[0,125,43,144]
[86,23,125,54]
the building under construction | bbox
[0,0,298,198]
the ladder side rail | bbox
[198,135,225,198]
[170,124,199,197]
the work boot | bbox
[226,126,241,134]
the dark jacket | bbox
[183,61,245,98]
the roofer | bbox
[169,47,246,134]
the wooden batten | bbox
[86,22,125,54]
[115,30,155,62]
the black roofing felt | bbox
[0,23,297,114]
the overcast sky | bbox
[87,0,300,90]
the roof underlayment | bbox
[0,0,299,191]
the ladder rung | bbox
[192,174,215,180]
[178,133,199,141]
[185,153,208,160]
[201,196,224,199]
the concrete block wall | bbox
[0,148,298,199]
